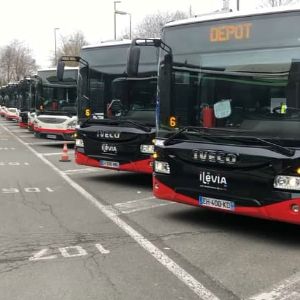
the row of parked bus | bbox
[3,6,300,225]
[0,68,78,139]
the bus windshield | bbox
[107,77,157,125]
[38,85,77,114]
[159,59,300,143]
[159,11,300,144]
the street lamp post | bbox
[114,1,121,40]
[115,10,132,39]
[54,27,60,64]
[237,0,240,11]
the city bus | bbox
[130,7,300,224]
[34,68,78,140]
[17,77,37,128]
[58,40,158,173]
[1,83,20,121]
[0,86,7,117]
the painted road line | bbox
[249,273,300,300]
[19,135,35,138]
[2,124,220,300]
[25,141,75,146]
[114,197,172,214]
[64,168,101,175]
[42,152,74,157]
[0,147,15,150]
[11,129,28,132]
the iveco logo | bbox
[98,130,120,139]
[101,144,118,154]
[193,150,237,165]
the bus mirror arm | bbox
[126,38,173,78]
[57,60,65,81]
[57,55,91,113]
[132,38,172,55]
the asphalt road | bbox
[0,117,300,300]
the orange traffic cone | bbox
[59,143,71,162]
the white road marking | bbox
[3,124,219,300]
[11,129,27,133]
[249,273,300,300]
[42,152,72,156]
[95,243,110,254]
[25,141,75,146]
[19,135,34,138]
[114,197,171,214]
[0,147,15,150]
[64,168,101,175]
[29,248,57,261]
[59,246,88,258]
[0,162,30,166]
[1,187,55,194]
[0,138,8,141]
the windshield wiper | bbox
[227,135,295,157]
[164,126,295,157]
[81,118,152,132]
[164,126,245,146]
[118,119,152,132]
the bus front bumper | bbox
[153,176,300,225]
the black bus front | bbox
[153,9,300,225]
[75,42,158,174]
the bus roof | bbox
[165,5,300,28]
[82,40,131,50]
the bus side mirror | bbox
[126,46,140,77]
[57,60,65,81]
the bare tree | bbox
[0,40,37,84]
[51,31,88,66]
[259,0,299,7]
[131,10,189,39]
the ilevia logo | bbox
[199,171,228,191]
[101,143,118,154]
[97,131,120,139]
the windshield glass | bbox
[77,67,123,120]
[37,85,77,114]
[159,59,300,143]
[159,12,300,144]
[107,77,157,125]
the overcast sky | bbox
[0,0,262,68]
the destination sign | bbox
[210,23,252,42]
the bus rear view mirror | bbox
[214,99,232,119]
[57,60,65,81]
[126,46,140,77]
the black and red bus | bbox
[34,68,78,140]
[130,7,300,224]
[17,77,37,128]
[59,40,158,173]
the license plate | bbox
[199,196,235,211]
[46,134,57,139]
[100,160,120,168]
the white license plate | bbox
[100,160,120,168]
[46,134,57,139]
[199,196,235,211]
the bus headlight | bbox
[274,175,300,190]
[154,139,165,147]
[75,139,84,147]
[140,144,154,154]
[154,161,170,174]
[67,120,77,129]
